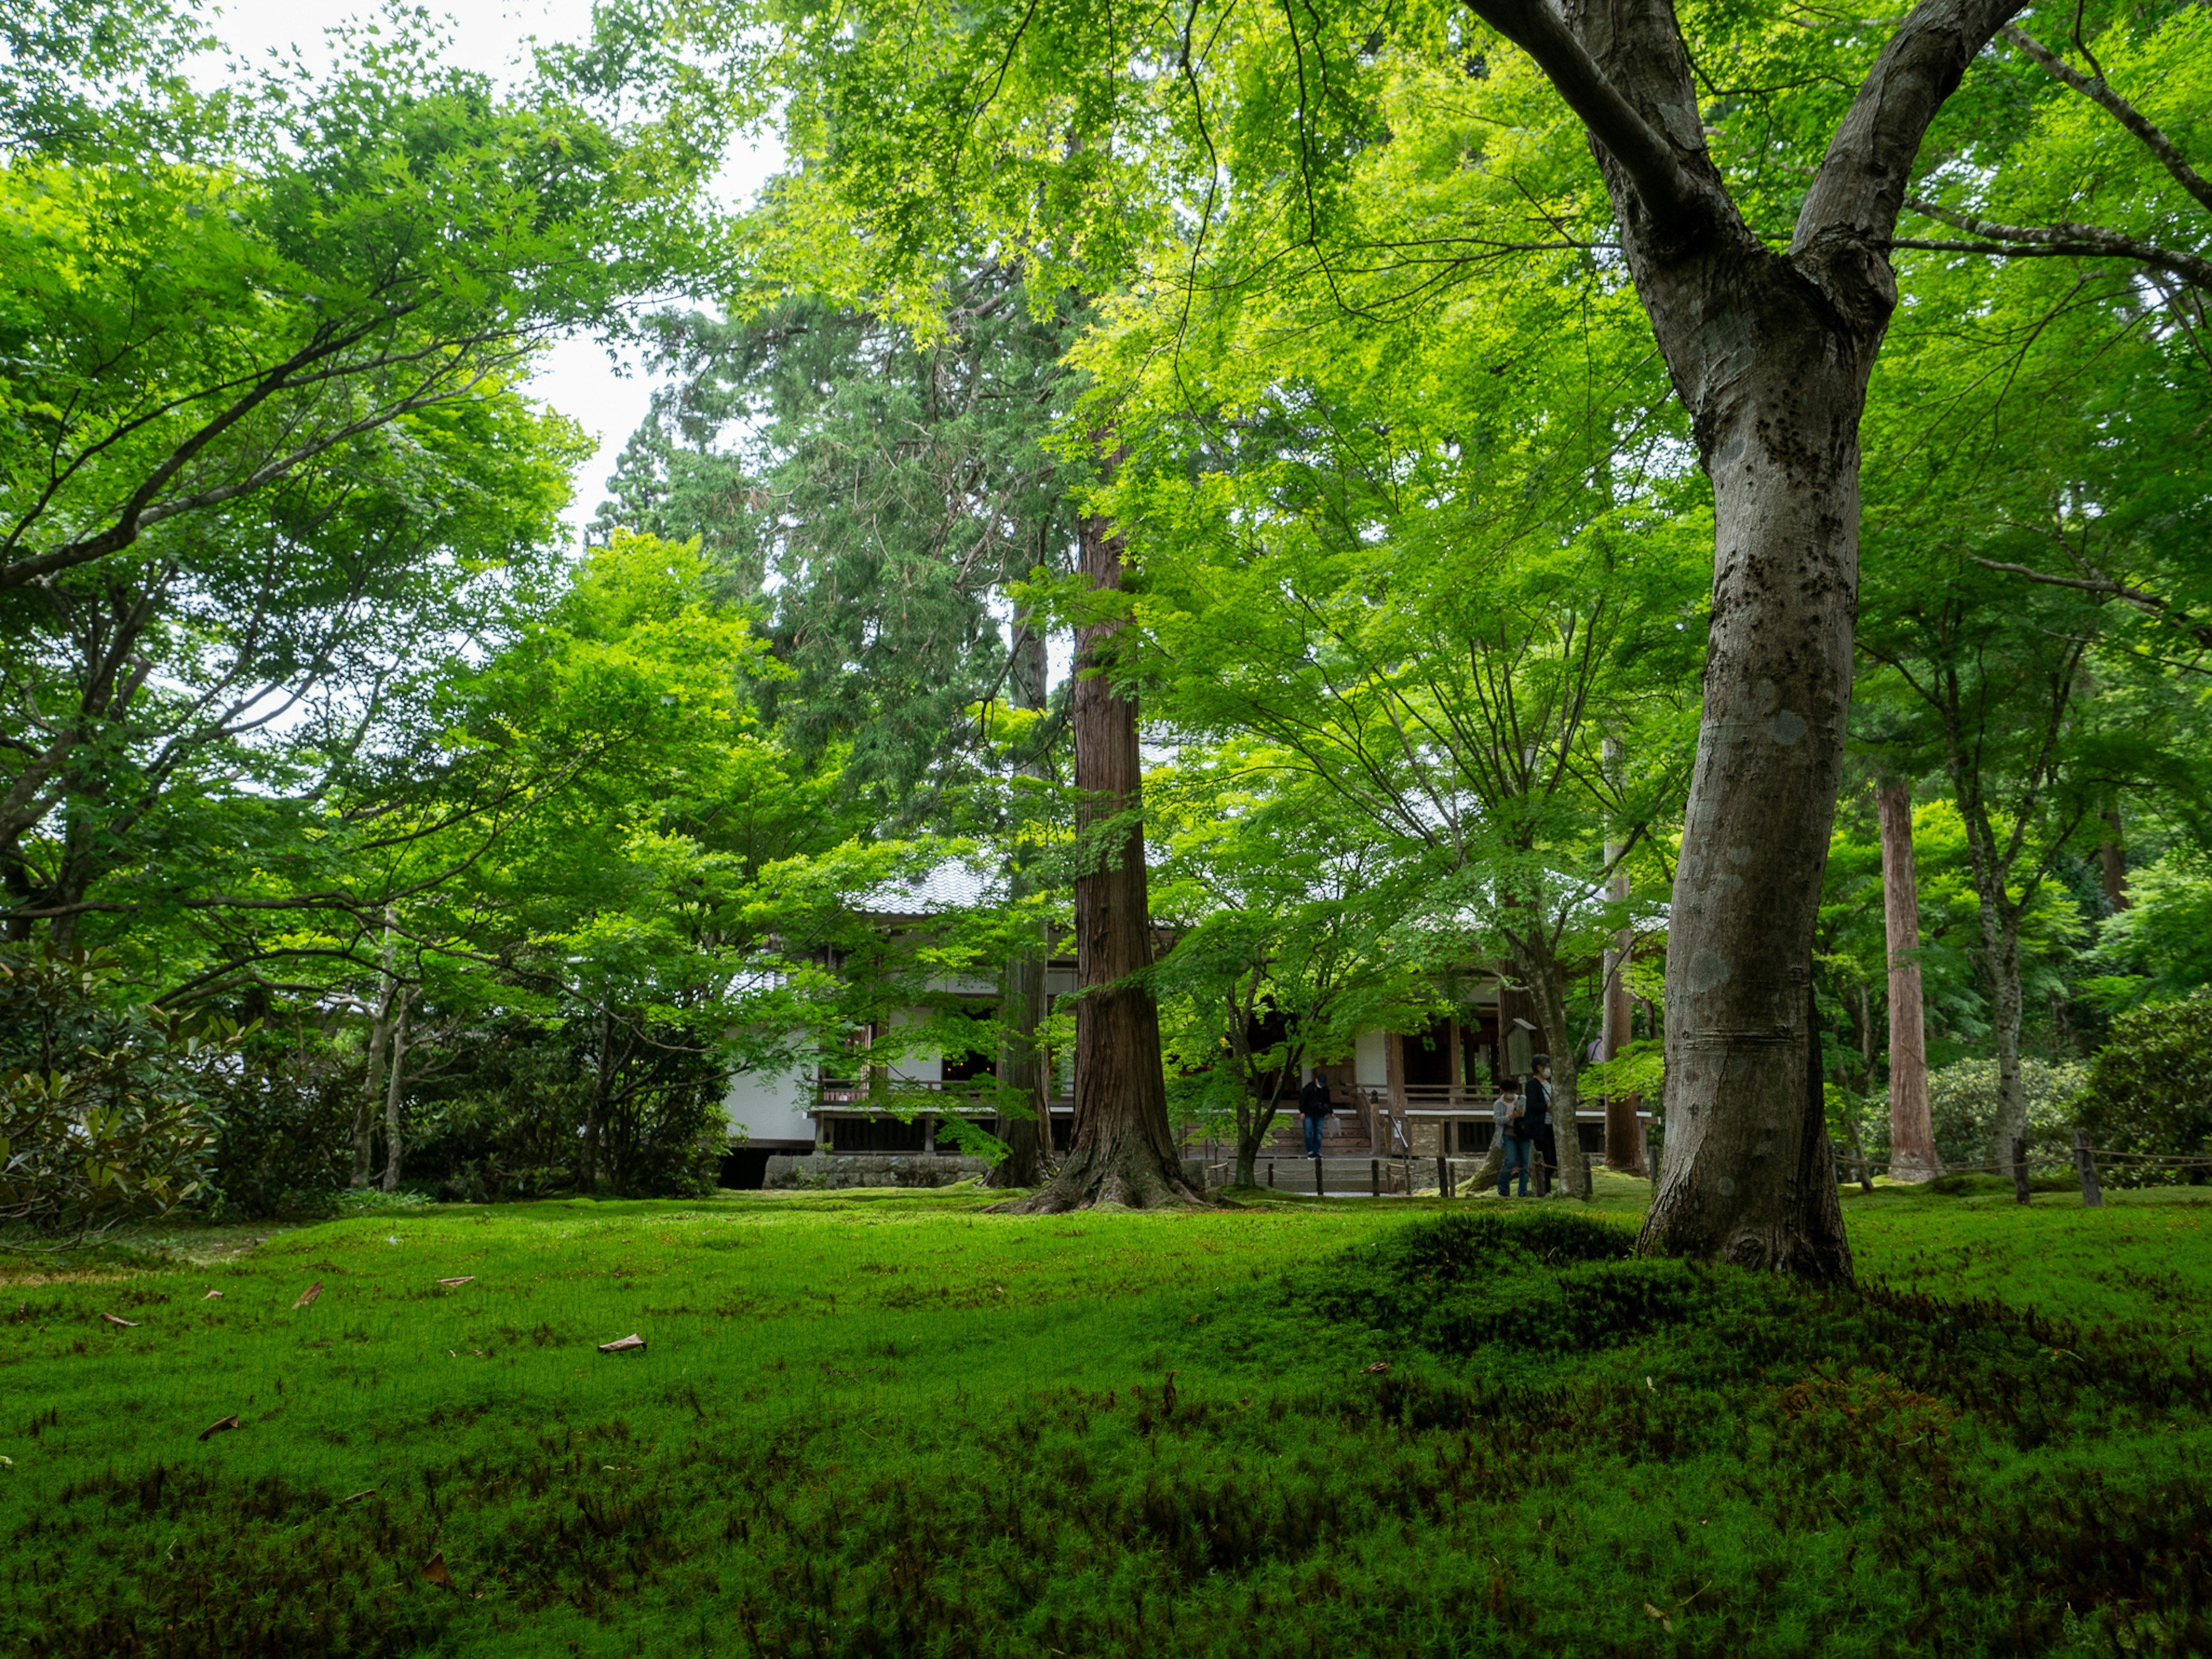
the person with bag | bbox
[1494,1079,1530,1198]
[1297,1070,1334,1160]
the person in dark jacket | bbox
[1298,1071,1334,1159]
[1525,1055,1556,1195]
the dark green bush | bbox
[2077,988,2212,1183]
[0,949,232,1241]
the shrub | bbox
[2075,989,2212,1183]
[1923,1056,2085,1168]
[206,1040,359,1218]
[0,949,233,1242]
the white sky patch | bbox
[198,1,786,542]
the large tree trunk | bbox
[1467,0,2029,1281]
[1005,506,1199,1213]
[378,989,412,1194]
[1877,778,1940,1181]
[1637,371,1863,1277]
[988,620,1055,1190]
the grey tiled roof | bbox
[861,859,1004,918]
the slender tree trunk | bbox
[351,917,398,1189]
[378,989,412,1194]
[989,620,1054,1190]
[1877,779,1940,1181]
[353,1001,391,1190]
[1520,946,1592,1199]
[2099,808,2128,913]
[1982,904,2029,1190]
[1601,808,1640,1173]
[581,1009,614,1194]
[989,942,1052,1187]
[1006,503,1199,1213]
[1236,1059,1291,1190]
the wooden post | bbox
[2011,1134,2032,1206]
[1438,1155,1450,1199]
[1371,1157,1380,1198]
[1315,1156,1324,1198]
[1646,1141,1660,1184]
[1268,1161,1275,1190]
[2074,1129,2104,1209]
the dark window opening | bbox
[1403,1021,1454,1089]
[1051,1115,1073,1153]
[941,1004,997,1085]
[831,1116,927,1153]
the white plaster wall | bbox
[722,1056,817,1147]
[888,1006,943,1084]
[1355,1028,1389,1090]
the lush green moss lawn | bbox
[5,1174,2210,1658]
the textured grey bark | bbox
[1461,0,2031,1277]
[1877,779,1940,1181]
[1004,506,1201,1213]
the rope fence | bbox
[1836,1130,2212,1207]
[1217,1138,2209,1209]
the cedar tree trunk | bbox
[1877,778,1940,1180]
[1005,507,1200,1212]
[989,621,1055,1190]
[1464,0,2031,1277]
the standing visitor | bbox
[1494,1080,1529,1198]
[1298,1070,1334,1160]
[1526,1055,1557,1197]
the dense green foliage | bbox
[4,1189,2211,1655]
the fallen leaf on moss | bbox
[598,1333,646,1354]
[292,1283,321,1309]
[423,1552,452,1588]
[101,1313,139,1327]
[437,1277,475,1287]
[197,1415,238,1442]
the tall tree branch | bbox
[1456,0,1708,234]
[1899,199,2212,290]
[1999,22,2212,218]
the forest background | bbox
[3,0,2210,1234]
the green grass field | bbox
[5,1176,2210,1657]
